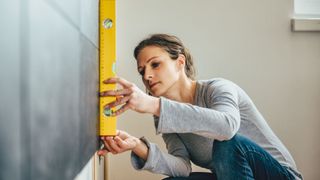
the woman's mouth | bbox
[150,82,159,89]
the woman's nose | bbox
[144,69,153,80]
[144,74,153,81]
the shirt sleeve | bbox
[157,80,241,141]
[130,134,191,177]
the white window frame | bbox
[292,0,320,31]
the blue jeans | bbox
[163,134,295,180]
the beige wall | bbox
[109,0,320,179]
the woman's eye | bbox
[151,62,160,68]
[139,69,145,76]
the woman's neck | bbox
[164,75,197,104]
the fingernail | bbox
[103,79,110,83]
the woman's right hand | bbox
[100,77,160,116]
[97,130,139,156]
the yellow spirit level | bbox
[99,0,116,136]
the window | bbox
[292,0,320,31]
[295,0,320,16]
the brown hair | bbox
[134,34,196,80]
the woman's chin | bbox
[150,92,160,97]
[150,89,162,97]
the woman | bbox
[98,34,302,180]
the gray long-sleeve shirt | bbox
[131,78,302,179]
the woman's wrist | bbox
[148,96,160,116]
[132,137,149,161]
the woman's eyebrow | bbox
[138,56,159,69]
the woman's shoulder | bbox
[197,77,239,89]
[196,77,243,98]
[196,78,243,104]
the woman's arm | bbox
[100,77,241,141]
[156,81,241,141]
[130,133,191,177]
[98,130,191,177]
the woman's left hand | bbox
[97,130,138,156]
[100,77,160,116]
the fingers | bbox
[102,137,115,154]
[97,149,108,156]
[116,130,130,139]
[103,77,133,88]
[116,130,121,136]
[101,137,123,154]
[98,137,110,156]
[112,103,131,116]
[100,88,132,97]
[104,95,131,109]
[113,136,127,149]
[100,134,135,156]
[108,137,122,153]
[114,130,127,139]
[100,77,138,116]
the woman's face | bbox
[137,46,182,97]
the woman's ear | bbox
[176,54,186,70]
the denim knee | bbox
[211,135,243,168]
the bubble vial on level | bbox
[104,108,113,117]
[103,19,113,29]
